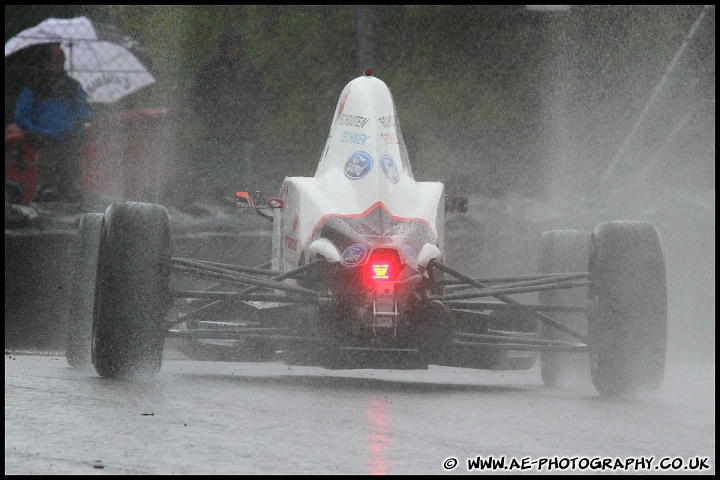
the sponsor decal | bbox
[284,235,298,252]
[344,151,373,179]
[378,115,399,129]
[380,154,399,183]
[338,113,370,128]
[401,244,418,269]
[341,131,371,145]
[340,243,368,266]
[335,86,351,122]
[380,132,400,145]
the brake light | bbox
[366,249,402,283]
[371,263,390,280]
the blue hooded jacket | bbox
[15,75,91,144]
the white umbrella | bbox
[5,16,156,104]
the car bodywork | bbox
[66,69,668,398]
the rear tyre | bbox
[538,230,591,387]
[588,221,667,397]
[91,202,172,380]
[65,213,104,368]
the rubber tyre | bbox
[91,202,172,380]
[538,230,591,387]
[588,221,667,397]
[65,213,104,367]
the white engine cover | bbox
[273,72,446,275]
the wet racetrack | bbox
[4,347,715,475]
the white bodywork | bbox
[272,73,446,278]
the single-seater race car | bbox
[65,68,667,398]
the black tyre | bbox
[538,230,591,387]
[65,213,104,367]
[92,202,172,380]
[588,221,667,397]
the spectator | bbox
[14,43,91,203]
[190,25,267,204]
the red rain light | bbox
[365,249,401,283]
[371,263,390,280]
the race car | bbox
[65,68,667,398]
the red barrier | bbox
[5,108,173,204]
[5,123,37,204]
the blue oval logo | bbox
[380,154,399,183]
[401,244,418,269]
[344,151,373,179]
[340,243,368,266]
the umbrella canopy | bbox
[5,16,155,104]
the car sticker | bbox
[340,243,368,266]
[401,244,418,269]
[344,151,373,179]
[380,154,399,183]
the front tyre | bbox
[65,213,104,368]
[92,202,172,380]
[588,221,667,397]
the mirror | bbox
[235,191,283,209]
[445,194,468,214]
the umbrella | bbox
[4,16,155,104]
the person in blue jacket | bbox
[14,43,91,202]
